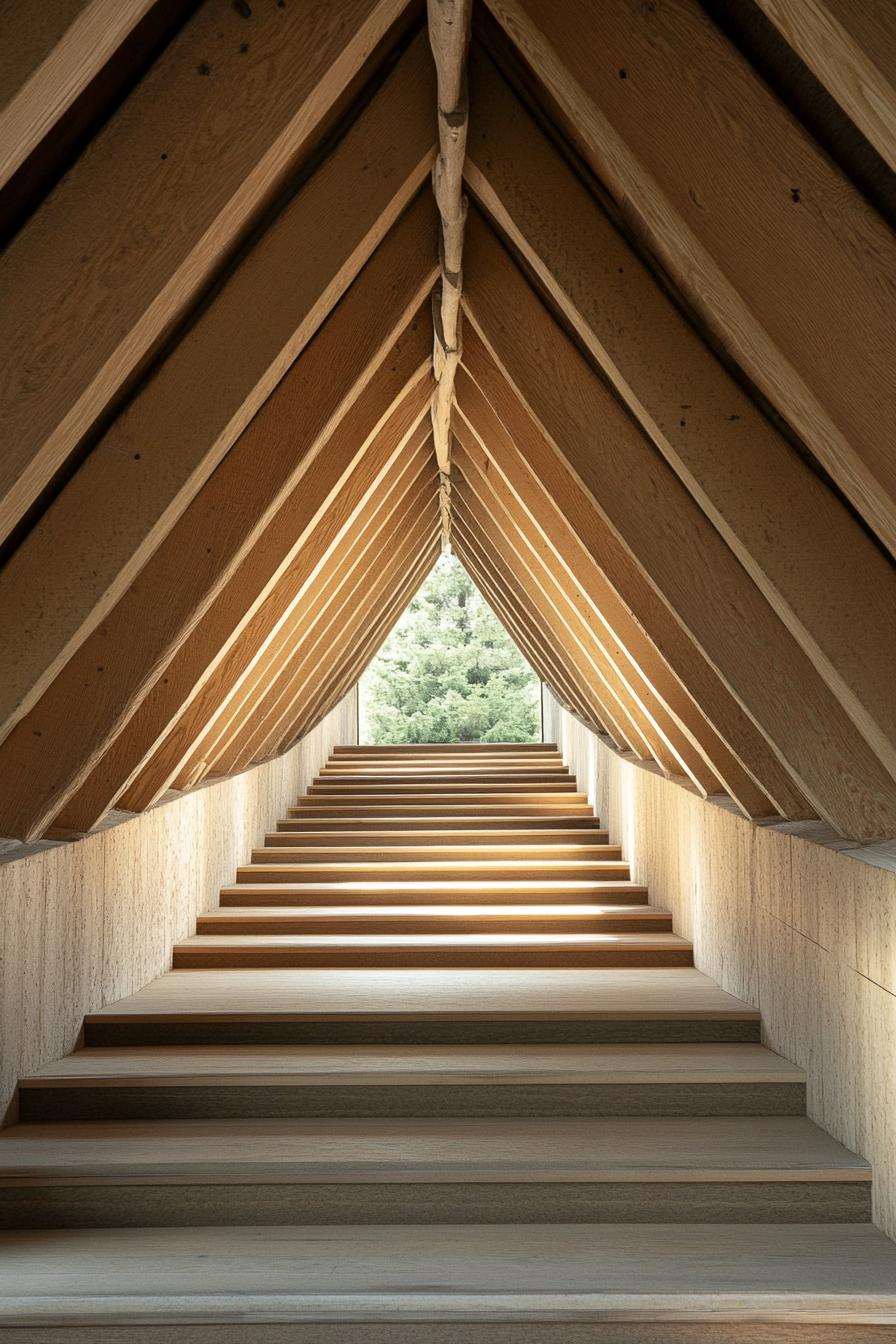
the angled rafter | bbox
[0,35,436,744]
[463,209,896,840]
[459,326,801,821]
[0,203,437,841]
[0,0,414,545]
[0,0,154,192]
[754,0,896,172]
[482,0,896,557]
[465,45,896,789]
[453,428,725,796]
[453,374,773,817]
[194,453,438,782]
[51,390,433,834]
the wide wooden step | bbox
[0,1116,869,1228]
[307,784,583,796]
[277,814,602,831]
[220,881,650,907]
[3,1223,894,1332]
[288,802,596,816]
[270,827,609,845]
[171,931,693,969]
[332,742,561,753]
[252,844,624,865]
[197,903,670,935]
[17,1043,806,1122]
[234,860,632,884]
[316,770,573,783]
[83,967,762,1046]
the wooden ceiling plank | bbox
[287,541,442,750]
[269,526,442,763]
[460,327,800,822]
[0,32,435,742]
[0,0,417,547]
[463,212,896,839]
[754,0,896,173]
[453,428,724,796]
[0,0,155,191]
[106,421,434,823]
[482,0,896,557]
[197,461,438,781]
[466,45,896,788]
[454,378,772,817]
[451,505,614,737]
[0,206,436,842]
[51,395,433,834]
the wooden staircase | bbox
[2,743,895,1338]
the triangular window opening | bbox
[359,552,541,744]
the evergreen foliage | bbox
[360,553,540,744]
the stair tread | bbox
[236,861,631,873]
[0,1116,868,1183]
[87,966,759,1022]
[201,903,666,919]
[175,932,691,950]
[20,1042,804,1087]
[2,1223,895,1322]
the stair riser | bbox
[270,831,610,844]
[253,849,624,864]
[219,887,649,907]
[195,918,671,935]
[83,1020,763,1047]
[234,866,632,883]
[1,1181,869,1229]
[19,1082,807,1123]
[171,950,694,969]
[279,817,601,830]
[288,807,596,816]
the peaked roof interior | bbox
[1,0,895,844]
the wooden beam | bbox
[453,496,641,753]
[453,429,725,796]
[286,540,442,749]
[754,0,896,172]
[482,0,896,557]
[0,35,436,743]
[0,208,436,841]
[195,457,438,781]
[459,325,800,822]
[450,522,598,732]
[0,0,155,191]
[0,0,414,545]
[51,395,433,833]
[463,210,896,839]
[269,522,442,760]
[454,373,772,816]
[427,0,472,543]
[465,45,896,791]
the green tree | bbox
[360,553,540,744]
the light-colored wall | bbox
[0,689,357,1123]
[544,687,896,1239]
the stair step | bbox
[220,882,650,906]
[252,844,623,864]
[3,1223,894,1329]
[278,814,601,830]
[84,967,761,1046]
[316,771,574,783]
[270,826,610,844]
[172,931,693,969]
[0,1116,869,1227]
[18,1043,806,1121]
[288,803,596,816]
[197,904,670,935]
[234,861,632,884]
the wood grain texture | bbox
[483,0,896,556]
[466,48,896,786]
[0,0,409,545]
[463,210,896,840]
[0,37,435,747]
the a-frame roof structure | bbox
[1,0,895,842]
